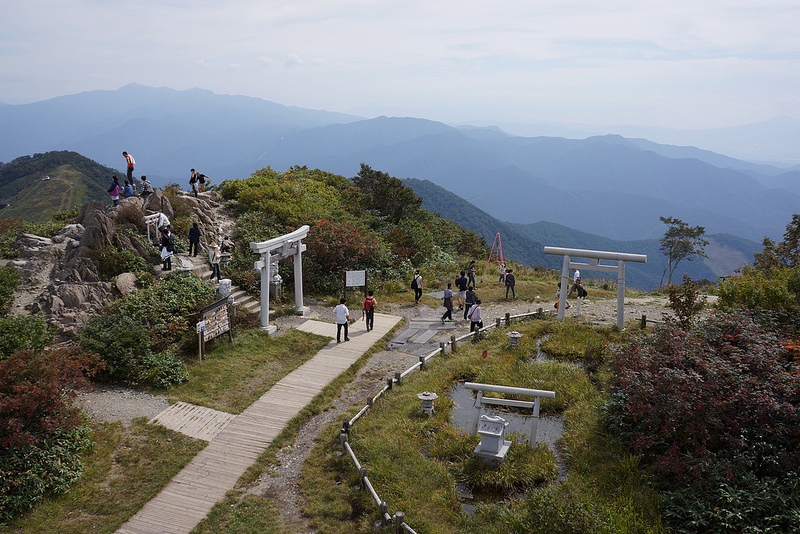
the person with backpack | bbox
[363,290,377,332]
[464,285,477,320]
[191,169,210,194]
[160,225,174,271]
[455,270,468,310]
[122,151,135,182]
[209,242,222,282]
[411,270,423,304]
[469,299,483,333]
[441,283,454,323]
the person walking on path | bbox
[334,298,351,342]
[122,151,135,183]
[569,268,581,296]
[188,222,201,257]
[464,285,477,320]
[455,270,468,310]
[467,260,477,288]
[411,270,423,304]
[139,176,153,198]
[363,291,377,332]
[107,176,120,206]
[441,283,454,323]
[209,242,222,282]
[505,269,516,299]
[160,225,174,271]
[469,299,483,333]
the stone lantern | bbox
[417,391,438,417]
[507,331,523,348]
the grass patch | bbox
[4,418,206,534]
[167,328,330,413]
[193,493,288,534]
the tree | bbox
[754,213,800,270]
[659,216,708,286]
[353,164,422,225]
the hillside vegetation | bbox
[0,152,116,222]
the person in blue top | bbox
[122,180,134,198]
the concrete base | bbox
[260,324,278,335]
[473,440,512,464]
[295,305,311,316]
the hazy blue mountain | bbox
[406,178,762,291]
[1,84,797,244]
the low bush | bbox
[606,309,800,531]
[0,315,52,360]
[0,346,102,524]
[89,245,152,280]
[0,265,20,315]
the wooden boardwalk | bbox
[116,312,401,534]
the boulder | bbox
[52,224,84,244]
[14,233,56,259]
[144,190,174,221]
[116,273,137,295]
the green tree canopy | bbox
[659,216,708,286]
[353,163,423,225]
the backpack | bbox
[364,297,375,311]
[411,277,418,290]
[578,286,588,298]
[166,235,174,252]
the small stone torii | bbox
[250,225,310,334]
[544,246,647,330]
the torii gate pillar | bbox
[250,225,311,334]
[544,246,647,330]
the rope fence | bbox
[338,307,550,531]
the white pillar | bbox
[293,240,309,315]
[557,255,570,320]
[259,254,276,333]
[616,260,625,330]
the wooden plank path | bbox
[116,312,401,534]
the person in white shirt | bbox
[569,268,581,296]
[334,298,351,343]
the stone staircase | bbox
[172,253,262,315]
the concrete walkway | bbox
[116,312,402,534]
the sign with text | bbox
[200,298,230,342]
[345,270,366,287]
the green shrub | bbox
[76,314,153,384]
[0,265,20,315]
[90,245,152,280]
[0,315,52,360]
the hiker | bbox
[363,290,377,332]
[188,222,201,257]
[209,242,222,282]
[411,269,423,304]
[569,268,581,296]
[122,151,135,182]
[467,260,477,288]
[464,285,477,320]
[334,298,351,343]
[469,299,483,333]
[191,169,209,194]
[505,269,516,299]
[122,180,134,198]
[160,225,174,271]
[499,262,506,283]
[455,270,468,310]
[107,176,120,206]
[139,176,153,198]
[441,283,454,323]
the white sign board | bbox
[345,270,366,287]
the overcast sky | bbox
[2,0,800,130]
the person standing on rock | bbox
[334,298,351,343]
[363,290,377,332]
[209,242,222,282]
[188,222,201,257]
[160,225,174,271]
[122,151,135,183]
[441,282,454,323]
[107,176,121,206]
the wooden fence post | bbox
[505,312,511,326]
[641,314,647,329]
[419,355,426,370]
[394,511,405,533]
[451,335,457,352]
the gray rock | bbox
[116,273,137,295]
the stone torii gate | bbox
[250,225,310,334]
[544,246,647,330]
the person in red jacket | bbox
[123,151,135,182]
[363,290,377,332]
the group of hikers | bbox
[107,151,209,205]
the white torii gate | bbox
[250,225,310,334]
[544,246,647,330]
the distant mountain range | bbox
[1,83,797,247]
